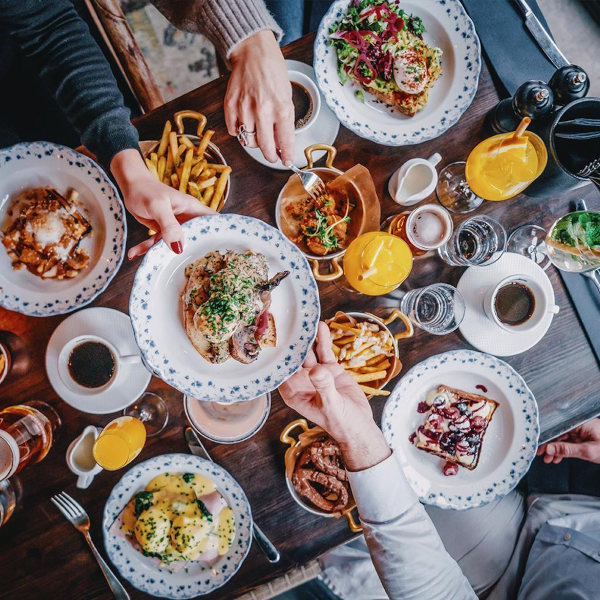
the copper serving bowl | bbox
[139,110,230,210]
[280,418,362,532]
[275,143,381,282]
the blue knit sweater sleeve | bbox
[0,0,139,168]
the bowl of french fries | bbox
[325,310,414,398]
[140,110,231,212]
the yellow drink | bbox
[93,416,146,471]
[343,232,413,296]
[465,130,547,201]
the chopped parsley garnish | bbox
[305,202,352,251]
[182,473,195,484]
[134,491,154,516]
[196,499,213,522]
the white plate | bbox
[45,307,151,414]
[314,0,481,146]
[0,142,126,315]
[129,214,320,402]
[457,253,557,356]
[242,60,340,170]
[103,453,252,599]
[381,349,539,509]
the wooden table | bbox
[1,33,599,600]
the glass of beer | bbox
[0,401,61,481]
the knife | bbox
[184,427,281,563]
[512,0,569,68]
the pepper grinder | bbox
[487,80,554,133]
[548,65,590,105]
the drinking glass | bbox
[92,416,146,471]
[436,162,484,214]
[399,283,466,335]
[123,391,168,437]
[507,224,550,270]
[438,215,506,266]
[545,211,600,273]
[0,477,22,528]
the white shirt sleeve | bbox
[347,452,477,600]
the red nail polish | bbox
[171,241,183,254]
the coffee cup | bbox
[288,70,321,133]
[58,334,140,395]
[66,425,103,489]
[483,274,559,333]
[388,153,441,205]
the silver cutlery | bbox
[512,0,569,68]
[51,492,130,600]
[288,163,327,200]
[184,427,280,563]
[577,158,600,178]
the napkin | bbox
[460,0,557,95]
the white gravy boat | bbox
[388,153,441,205]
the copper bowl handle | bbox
[344,506,363,533]
[381,309,414,341]
[174,110,207,136]
[310,256,343,282]
[304,143,337,169]
[280,418,309,446]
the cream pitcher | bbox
[388,153,441,205]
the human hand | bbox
[279,322,391,470]
[110,149,215,259]
[225,30,295,166]
[536,419,600,464]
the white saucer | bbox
[457,253,557,356]
[46,307,151,414]
[242,59,340,170]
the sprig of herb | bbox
[196,499,213,522]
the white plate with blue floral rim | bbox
[129,214,320,402]
[0,142,126,316]
[313,0,481,146]
[381,349,539,510]
[103,453,252,599]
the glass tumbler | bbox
[399,283,466,335]
[438,215,506,266]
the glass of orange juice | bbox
[343,231,413,296]
[93,416,146,471]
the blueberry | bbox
[466,434,481,445]
[456,402,468,414]
[449,423,459,433]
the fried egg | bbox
[393,49,429,95]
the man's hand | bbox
[537,419,600,464]
[110,149,215,259]
[279,322,391,471]
[225,30,295,166]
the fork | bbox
[288,163,327,200]
[577,157,600,178]
[51,492,130,600]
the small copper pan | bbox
[280,418,362,532]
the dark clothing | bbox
[0,0,139,167]
[264,0,332,45]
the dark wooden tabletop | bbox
[1,33,599,600]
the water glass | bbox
[400,283,466,335]
[0,477,22,527]
[438,215,506,266]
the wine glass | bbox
[123,391,168,437]
[507,224,550,270]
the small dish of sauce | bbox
[68,341,115,388]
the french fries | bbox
[142,113,230,212]
[326,312,399,398]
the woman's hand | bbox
[279,322,391,470]
[537,418,600,464]
[225,30,295,166]
[110,149,215,259]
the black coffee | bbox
[291,81,313,129]
[495,282,535,326]
[68,341,115,388]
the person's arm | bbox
[0,0,138,168]
[151,1,294,165]
[279,323,476,600]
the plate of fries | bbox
[325,310,413,397]
[140,110,231,213]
